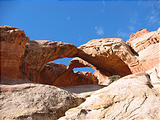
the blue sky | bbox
[1,0,160,72]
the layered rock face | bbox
[126,28,160,73]
[0,25,97,86]
[59,73,160,120]
[39,62,67,85]
[0,26,29,82]
[69,38,137,84]
[127,28,150,44]
[39,62,98,86]
[0,83,84,120]
[53,70,98,87]
[22,40,98,86]
[126,28,159,53]
[0,25,160,120]
[22,40,78,83]
[69,28,160,85]
[0,25,159,86]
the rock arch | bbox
[69,38,137,85]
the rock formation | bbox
[126,28,159,53]
[127,28,150,44]
[1,25,159,86]
[0,26,29,82]
[39,62,98,86]
[53,70,98,87]
[59,73,160,120]
[0,25,160,120]
[69,28,160,85]
[0,83,84,120]
[21,40,78,82]
[0,25,97,86]
[69,38,137,84]
[38,62,67,85]
[126,28,160,73]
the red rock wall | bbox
[0,26,29,82]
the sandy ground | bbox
[60,84,106,98]
[61,84,105,94]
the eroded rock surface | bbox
[37,62,98,87]
[38,62,67,85]
[0,25,29,82]
[69,28,160,85]
[126,28,160,53]
[59,73,160,120]
[22,40,78,83]
[69,38,137,84]
[1,25,160,120]
[147,66,160,88]
[127,28,150,44]
[127,28,160,73]
[0,83,84,120]
[0,25,98,86]
[53,70,98,87]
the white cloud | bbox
[116,0,160,40]
[147,0,160,25]
[95,26,104,36]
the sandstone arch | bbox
[69,38,137,85]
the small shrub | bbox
[108,75,121,82]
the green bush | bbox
[108,75,121,82]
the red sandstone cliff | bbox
[0,25,160,120]
[0,25,97,86]
[0,25,159,86]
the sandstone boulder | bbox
[0,83,84,120]
[59,73,160,120]
[0,25,29,82]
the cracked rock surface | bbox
[59,73,160,120]
[69,38,137,85]
[0,83,84,120]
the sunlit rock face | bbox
[0,25,160,120]
[0,26,159,86]
[126,28,160,73]
[69,28,160,85]
[126,28,159,53]
[21,40,78,83]
[0,25,97,86]
[59,73,160,120]
[69,38,136,85]
[22,40,97,86]
[0,25,29,82]
[0,83,84,120]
